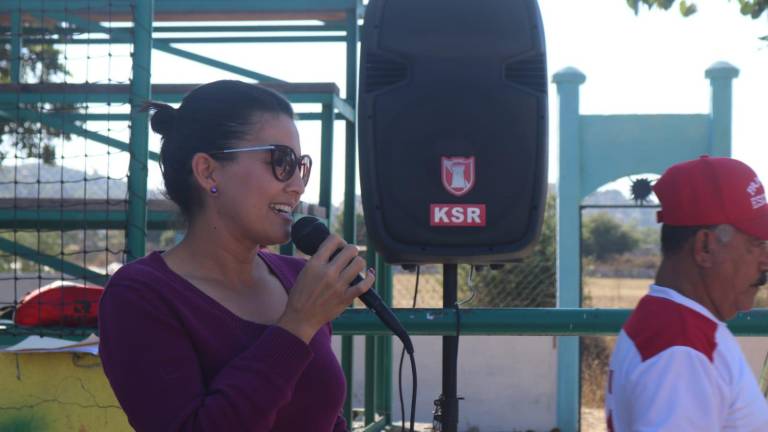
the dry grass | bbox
[582,277,651,308]
[582,407,607,432]
[580,277,652,431]
[392,274,657,309]
[391,272,449,307]
[584,276,768,309]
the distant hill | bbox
[583,189,659,229]
[333,186,658,229]
[0,163,165,200]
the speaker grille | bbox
[504,54,547,94]
[364,53,408,93]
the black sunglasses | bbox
[209,145,312,186]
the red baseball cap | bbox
[653,155,768,240]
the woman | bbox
[99,80,373,431]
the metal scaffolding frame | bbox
[0,0,383,428]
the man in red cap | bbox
[605,155,768,431]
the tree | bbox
[470,193,557,307]
[626,0,768,19]
[0,231,64,273]
[1,27,78,164]
[332,201,368,246]
[582,212,640,261]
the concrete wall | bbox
[0,352,130,432]
[334,335,559,432]
[738,336,768,387]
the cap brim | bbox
[733,212,768,241]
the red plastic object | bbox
[14,281,104,327]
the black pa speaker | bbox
[358,0,548,264]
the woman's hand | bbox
[277,234,374,343]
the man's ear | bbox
[190,152,219,192]
[693,228,714,267]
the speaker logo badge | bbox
[441,156,475,197]
[430,203,486,227]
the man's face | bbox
[706,228,768,321]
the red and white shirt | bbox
[605,285,768,431]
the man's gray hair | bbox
[712,224,735,244]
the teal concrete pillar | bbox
[705,62,739,157]
[549,61,735,432]
[553,66,586,432]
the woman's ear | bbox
[190,152,219,193]
[693,228,714,267]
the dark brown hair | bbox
[145,80,293,219]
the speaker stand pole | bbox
[438,263,459,432]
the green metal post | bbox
[345,5,359,104]
[126,0,153,261]
[375,254,393,424]
[364,334,377,425]
[341,335,354,425]
[319,103,335,224]
[364,246,379,426]
[10,9,21,83]
[341,7,360,425]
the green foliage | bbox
[581,336,612,408]
[332,204,368,245]
[626,0,767,18]
[582,213,640,261]
[1,33,80,164]
[470,194,557,308]
[155,229,180,250]
[0,231,62,272]
[0,230,125,274]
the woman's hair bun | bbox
[145,102,177,137]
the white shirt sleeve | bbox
[625,346,727,432]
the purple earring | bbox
[210,186,218,194]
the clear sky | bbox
[52,0,768,205]
[541,0,768,197]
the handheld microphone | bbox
[291,216,414,354]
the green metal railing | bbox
[5,307,768,349]
[335,307,768,336]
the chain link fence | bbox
[390,194,557,309]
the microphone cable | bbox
[399,265,420,432]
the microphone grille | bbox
[290,216,329,255]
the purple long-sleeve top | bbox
[99,250,347,432]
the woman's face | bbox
[212,113,306,246]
